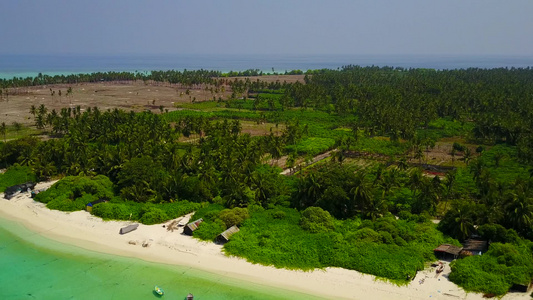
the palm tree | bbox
[450,148,456,165]
[29,105,36,117]
[0,122,6,142]
[349,171,373,217]
[442,170,457,213]
[455,207,475,240]
[463,147,472,166]
[493,151,505,167]
[414,147,424,164]
[505,187,533,234]
[397,157,409,171]
[12,122,22,134]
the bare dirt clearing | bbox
[1,75,305,125]
[2,82,191,125]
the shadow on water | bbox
[152,290,163,298]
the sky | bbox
[1,0,532,56]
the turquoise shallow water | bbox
[0,217,321,300]
[1,54,533,79]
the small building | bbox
[119,223,139,235]
[461,239,488,256]
[183,218,203,235]
[216,225,240,244]
[86,198,108,212]
[434,244,463,260]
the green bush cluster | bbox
[0,165,37,192]
[352,136,409,156]
[300,207,335,233]
[35,175,114,211]
[190,206,250,241]
[91,200,202,224]
[219,207,250,228]
[449,241,533,295]
[223,206,454,282]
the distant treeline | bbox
[0,68,304,89]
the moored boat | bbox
[154,285,164,296]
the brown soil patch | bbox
[408,141,480,167]
[1,82,198,125]
[240,120,285,136]
[1,75,305,126]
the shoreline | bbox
[0,181,528,300]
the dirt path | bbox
[279,149,337,175]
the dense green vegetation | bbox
[449,225,533,295]
[0,165,37,192]
[35,175,115,211]
[221,207,455,282]
[2,66,533,295]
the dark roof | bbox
[216,225,240,243]
[434,244,463,256]
[462,239,488,253]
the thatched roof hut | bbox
[434,244,463,260]
[119,223,139,235]
[461,239,488,255]
[183,218,203,236]
[216,225,240,244]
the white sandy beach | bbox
[0,180,529,300]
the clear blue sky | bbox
[1,0,531,56]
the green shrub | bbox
[347,228,382,243]
[35,175,114,211]
[193,220,226,241]
[139,207,169,225]
[453,142,465,152]
[0,165,37,192]
[300,207,335,233]
[218,207,250,228]
[449,242,533,295]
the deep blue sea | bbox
[1,54,532,80]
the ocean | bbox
[1,54,533,80]
[0,217,318,300]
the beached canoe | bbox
[154,285,164,296]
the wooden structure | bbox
[85,198,108,212]
[434,244,463,260]
[216,225,240,244]
[183,218,203,235]
[461,239,488,256]
[119,223,139,235]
